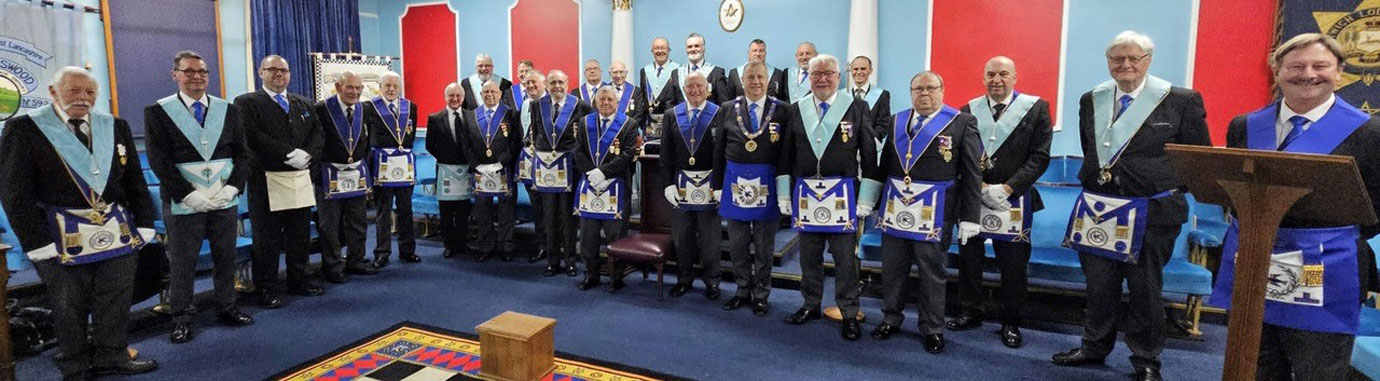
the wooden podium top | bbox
[1166,143,1376,226]
[477,311,556,340]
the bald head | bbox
[258,55,291,93]
[983,56,1017,101]
[609,60,629,86]
[334,71,364,104]
[444,82,464,110]
[481,80,502,108]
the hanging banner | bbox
[0,1,86,121]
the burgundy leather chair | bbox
[606,154,675,299]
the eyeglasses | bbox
[808,70,837,77]
[261,67,289,74]
[1106,54,1151,64]
[176,69,210,77]
[911,85,943,94]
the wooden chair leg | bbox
[656,263,665,301]
[1186,295,1204,337]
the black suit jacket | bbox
[465,105,524,169]
[878,109,983,225]
[713,96,789,188]
[0,113,156,251]
[1076,86,1211,226]
[528,96,593,153]
[569,82,608,103]
[365,98,419,150]
[460,77,515,110]
[233,90,322,173]
[425,108,476,166]
[659,102,723,189]
[777,96,882,195]
[960,97,1053,211]
[656,65,731,109]
[726,66,789,103]
[637,65,680,127]
[851,87,893,142]
[573,113,640,181]
[143,98,252,203]
[314,100,376,165]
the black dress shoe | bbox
[565,265,578,277]
[841,318,862,340]
[543,265,559,277]
[722,296,749,311]
[607,278,626,293]
[217,308,254,326]
[62,370,90,381]
[477,252,493,262]
[704,286,721,300]
[946,313,983,331]
[529,250,549,263]
[751,300,769,316]
[400,253,421,263]
[501,251,514,262]
[91,359,158,376]
[346,262,380,275]
[1051,347,1105,366]
[287,283,324,296]
[442,249,456,258]
[372,256,391,269]
[924,334,945,354]
[257,292,284,309]
[871,323,900,340]
[170,322,192,343]
[578,277,602,290]
[324,272,349,284]
[784,308,821,325]
[1000,325,1022,348]
[1134,367,1163,381]
[669,283,691,297]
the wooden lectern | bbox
[1165,143,1376,381]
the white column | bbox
[610,0,634,66]
[846,0,878,84]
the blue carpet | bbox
[14,224,1226,380]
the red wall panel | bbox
[401,4,458,128]
[1192,0,1277,146]
[930,0,1065,124]
[510,0,581,82]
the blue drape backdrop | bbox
[250,0,360,98]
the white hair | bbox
[683,70,708,83]
[1107,30,1155,56]
[808,54,840,74]
[482,79,500,89]
[49,66,98,89]
[475,53,492,64]
[379,71,402,83]
[595,84,618,98]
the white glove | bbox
[25,244,59,262]
[857,203,874,218]
[211,185,239,209]
[477,163,503,175]
[958,221,981,245]
[586,169,606,186]
[712,190,722,203]
[664,185,680,208]
[981,184,1012,210]
[284,149,311,169]
[138,228,157,244]
[779,199,792,216]
[182,191,217,213]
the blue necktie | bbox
[818,101,829,116]
[656,65,662,77]
[192,101,206,125]
[748,103,760,133]
[1114,94,1133,121]
[1280,115,1309,150]
[691,109,700,126]
[692,64,699,72]
[274,94,289,114]
[910,113,928,138]
[389,102,398,117]
[486,109,494,123]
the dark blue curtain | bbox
[251,0,360,98]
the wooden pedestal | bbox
[476,311,556,381]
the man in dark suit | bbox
[845,56,892,144]
[235,55,324,306]
[776,54,881,341]
[531,70,592,277]
[660,72,723,299]
[716,61,789,316]
[1212,33,1380,380]
[1051,31,1211,381]
[460,54,515,110]
[726,39,788,102]
[784,42,818,103]
[635,37,680,134]
[867,71,982,355]
[367,71,421,267]
[425,83,477,259]
[573,85,640,291]
[571,59,607,103]
[314,71,380,281]
[607,61,645,121]
[949,56,1052,349]
[511,60,535,110]
[517,72,551,262]
[144,50,254,344]
[467,80,524,261]
[656,33,730,109]
[0,67,159,379]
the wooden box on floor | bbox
[476,311,557,381]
